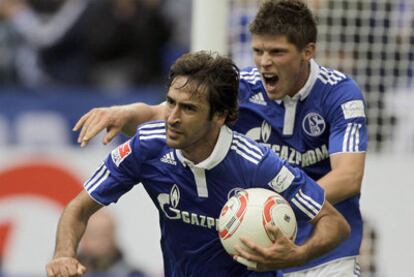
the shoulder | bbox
[109,121,167,167]
[317,65,364,99]
[314,66,366,115]
[136,121,166,142]
[229,131,285,186]
[239,67,265,101]
[240,67,261,85]
[230,131,269,165]
[132,121,167,157]
[317,65,348,86]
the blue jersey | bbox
[84,122,325,277]
[237,60,367,273]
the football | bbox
[218,188,297,259]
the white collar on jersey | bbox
[175,125,233,170]
[275,59,320,104]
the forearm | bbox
[121,102,165,136]
[317,153,365,204]
[233,204,350,271]
[53,192,102,258]
[317,169,362,204]
[297,205,350,264]
[53,205,89,258]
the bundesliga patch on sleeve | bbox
[268,166,295,193]
[111,140,132,167]
[341,100,366,119]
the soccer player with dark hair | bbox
[46,50,350,277]
[73,1,367,275]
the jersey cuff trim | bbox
[329,151,366,156]
[84,188,107,206]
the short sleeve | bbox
[325,80,368,154]
[83,134,144,205]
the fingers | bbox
[77,264,86,275]
[103,126,122,145]
[74,110,97,147]
[46,266,55,277]
[234,231,285,272]
[73,108,110,147]
[234,239,264,266]
[72,110,91,132]
[265,223,283,241]
[234,244,267,272]
[78,113,102,147]
[239,237,267,257]
[46,257,85,277]
[73,107,126,147]
[232,225,298,272]
[233,255,257,270]
[234,247,257,265]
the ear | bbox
[213,111,227,127]
[302,42,316,61]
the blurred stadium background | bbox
[0,0,413,276]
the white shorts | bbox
[284,257,360,277]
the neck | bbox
[181,126,221,164]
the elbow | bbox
[351,159,365,195]
[349,170,364,196]
[339,216,351,242]
[343,220,351,240]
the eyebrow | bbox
[166,95,199,110]
[252,46,288,52]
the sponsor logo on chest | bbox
[246,121,329,167]
[157,184,219,230]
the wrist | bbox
[121,105,139,135]
[53,250,76,259]
[294,244,311,266]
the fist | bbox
[46,257,86,277]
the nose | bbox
[167,106,180,125]
[259,52,272,68]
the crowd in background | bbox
[0,0,192,89]
[309,0,414,153]
[78,209,148,277]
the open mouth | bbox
[262,73,279,88]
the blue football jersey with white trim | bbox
[84,121,325,277]
[236,60,367,273]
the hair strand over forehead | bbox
[249,0,317,50]
[168,51,240,125]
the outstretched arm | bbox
[46,190,103,277]
[73,103,166,147]
[233,201,350,271]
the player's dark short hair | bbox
[249,0,317,50]
[168,51,239,125]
